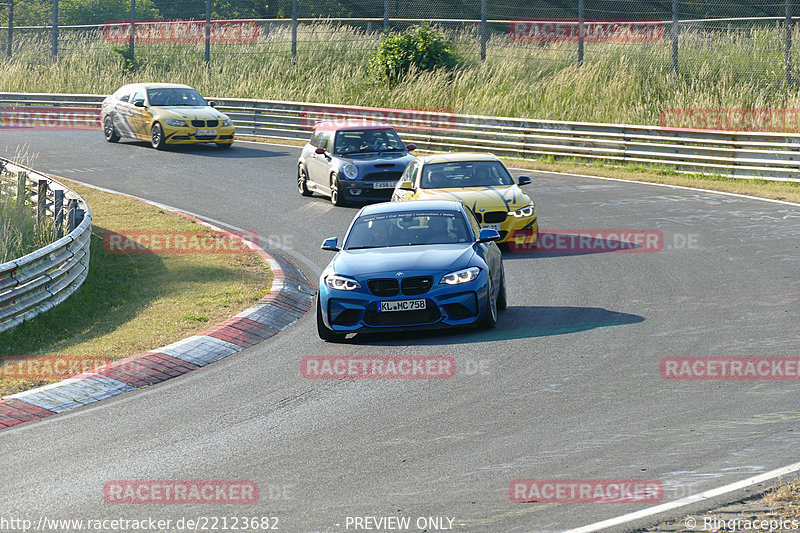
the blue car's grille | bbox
[401,276,433,296]
[367,279,399,296]
[367,276,433,297]
[364,307,441,326]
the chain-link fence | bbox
[1,1,800,125]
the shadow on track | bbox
[347,305,645,346]
[114,140,290,159]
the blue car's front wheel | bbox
[316,293,346,342]
[480,277,498,329]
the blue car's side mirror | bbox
[517,175,531,186]
[478,228,501,243]
[321,237,339,251]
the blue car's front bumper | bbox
[319,272,490,333]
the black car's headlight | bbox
[341,162,358,180]
[440,267,480,285]
[325,274,361,291]
[165,119,188,127]
[509,204,535,218]
[221,118,232,127]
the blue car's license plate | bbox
[380,299,426,312]
[373,181,397,189]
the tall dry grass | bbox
[0,22,799,126]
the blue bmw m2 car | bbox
[316,200,506,341]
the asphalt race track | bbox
[1,131,798,532]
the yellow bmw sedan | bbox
[391,153,538,246]
[101,83,235,149]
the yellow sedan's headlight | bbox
[165,119,188,127]
[221,118,232,127]
[509,204,535,218]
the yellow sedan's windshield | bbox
[147,88,207,107]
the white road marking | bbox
[564,460,800,532]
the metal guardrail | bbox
[1,92,800,181]
[0,157,92,333]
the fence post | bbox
[291,0,297,65]
[15,171,26,212]
[479,0,486,61]
[204,0,210,65]
[672,0,679,74]
[51,0,58,58]
[577,0,584,67]
[36,179,47,226]
[54,189,64,238]
[129,0,135,64]
[67,198,77,232]
[787,0,793,85]
[383,0,389,31]
[7,0,12,59]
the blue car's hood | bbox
[332,244,476,277]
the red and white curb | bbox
[0,196,314,429]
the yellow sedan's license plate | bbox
[195,129,216,135]
[481,223,502,231]
[379,299,426,312]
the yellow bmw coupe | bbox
[101,83,235,149]
[391,153,538,246]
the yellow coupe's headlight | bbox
[509,204,535,218]
[221,118,232,127]
[165,119,188,127]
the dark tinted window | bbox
[333,129,404,155]
[421,161,515,189]
[345,210,470,249]
[147,88,207,107]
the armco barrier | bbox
[2,92,800,181]
[0,158,92,333]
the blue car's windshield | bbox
[147,88,207,107]
[334,129,405,155]
[422,161,515,188]
[345,211,471,249]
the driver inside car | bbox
[359,131,386,152]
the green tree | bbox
[60,0,161,25]
[369,23,460,85]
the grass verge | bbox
[0,179,272,397]
[645,477,800,531]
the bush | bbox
[369,23,460,84]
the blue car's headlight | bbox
[165,119,188,127]
[440,267,480,285]
[509,204,535,218]
[341,162,358,180]
[221,118,232,127]
[325,274,361,291]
